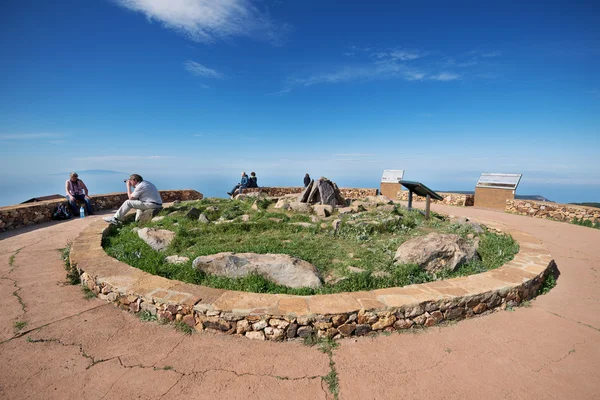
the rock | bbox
[201,317,230,331]
[372,315,396,330]
[317,178,339,207]
[297,326,314,339]
[151,216,165,222]
[185,208,201,219]
[377,204,395,213]
[307,181,321,203]
[338,207,354,215]
[296,315,314,326]
[358,310,378,325]
[332,219,342,230]
[313,204,333,217]
[193,252,322,288]
[311,216,320,223]
[245,331,265,340]
[289,202,313,213]
[347,266,366,274]
[251,201,259,211]
[265,327,285,341]
[236,320,251,334]
[290,222,313,228]
[241,214,250,222]
[165,255,190,264]
[137,208,161,224]
[469,222,484,234]
[137,228,176,252]
[393,319,414,330]
[182,314,196,328]
[394,232,480,273]
[274,198,291,209]
[300,180,314,203]
[444,307,464,320]
[252,320,268,331]
[269,319,289,329]
[473,303,487,314]
[287,323,298,338]
[198,213,210,223]
[354,324,372,336]
[337,323,356,336]
[331,314,348,327]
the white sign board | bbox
[381,170,405,183]
[476,173,522,190]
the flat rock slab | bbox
[193,252,322,288]
[137,227,176,252]
[394,232,479,273]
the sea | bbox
[0,171,597,208]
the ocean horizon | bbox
[0,171,597,208]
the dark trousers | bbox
[67,194,94,215]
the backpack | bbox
[53,204,72,220]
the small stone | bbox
[354,324,372,336]
[129,301,140,313]
[241,214,250,222]
[313,321,333,330]
[106,292,118,302]
[413,314,428,325]
[251,201,259,211]
[297,326,314,338]
[337,323,356,337]
[185,208,201,219]
[430,310,443,322]
[269,318,290,329]
[245,331,265,340]
[393,319,414,330]
[331,314,348,327]
[358,310,378,325]
[287,323,298,338]
[182,314,195,328]
[266,328,285,341]
[165,255,190,264]
[151,216,165,222]
[332,219,342,230]
[236,320,251,334]
[296,315,314,325]
[473,303,487,314]
[371,315,396,330]
[252,320,268,331]
[198,213,210,223]
[406,305,424,318]
[222,313,245,322]
[201,316,230,331]
[424,317,437,327]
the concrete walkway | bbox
[1,205,599,399]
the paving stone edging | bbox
[71,219,554,341]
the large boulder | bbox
[394,233,480,273]
[317,179,337,207]
[289,202,313,213]
[192,252,322,288]
[313,204,333,217]
[137,228,176,252]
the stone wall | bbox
[242,187,379,199]
[506,200,600,224]
[397,191,474,207]
[0,189,203,232]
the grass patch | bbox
[103,198,519,295]
[174,321,193,335]
[14,321,27,332]
[60,241,80,285]
[139,310,158,322]
[538,273,557,295]
[82,286,96,299]
[572,217,600,230]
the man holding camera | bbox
[103,174,162,225]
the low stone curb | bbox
[71,219,554,341]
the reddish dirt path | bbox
[1,205,599,399]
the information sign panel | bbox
[476,173,522,190]
[381,170,405,183]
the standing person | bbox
[65,172,94,215]
[247,172,258,188]
[227,172,248,196]
[103,174,162,225]
[304,173,311,187]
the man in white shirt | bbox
[103,174,162,225]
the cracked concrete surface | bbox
[1,206,600,399]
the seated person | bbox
[65,172,94,215]
[247,172,258,188]
[103,174,162,224]
[227,172,248,196]
[304,173,311,187]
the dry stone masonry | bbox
[71,219,554,341]
[506,200,600,224]
[397,191,475,207]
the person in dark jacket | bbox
[227,172,249,196]
[303,173,311,187]
[247,172,258,188]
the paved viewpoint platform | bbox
[1,205,599,399]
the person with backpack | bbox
[103,174,162,225]
[65,172,94,216]
[227,172,249,196]
[247,172,258,188]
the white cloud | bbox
[429,72,460,81]
[184,61,223,78]
[0,133,64,140]
[113,0,287,45]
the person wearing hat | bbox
[65,172,94,215]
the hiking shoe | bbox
[103,216,121,225]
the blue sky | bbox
[0,0,599,205]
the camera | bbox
[123,179,128,183]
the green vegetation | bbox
[14,321,27,332]
[102,197,519,295]
[303,336,340,400]
[571,217,600,230]
[82,286,96,299]
[538,273,557,295]
[174,320,194,335]
[60,241,80,285]
[569,202,600,209]
[139,310,158,322]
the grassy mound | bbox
[102,197,519,295]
